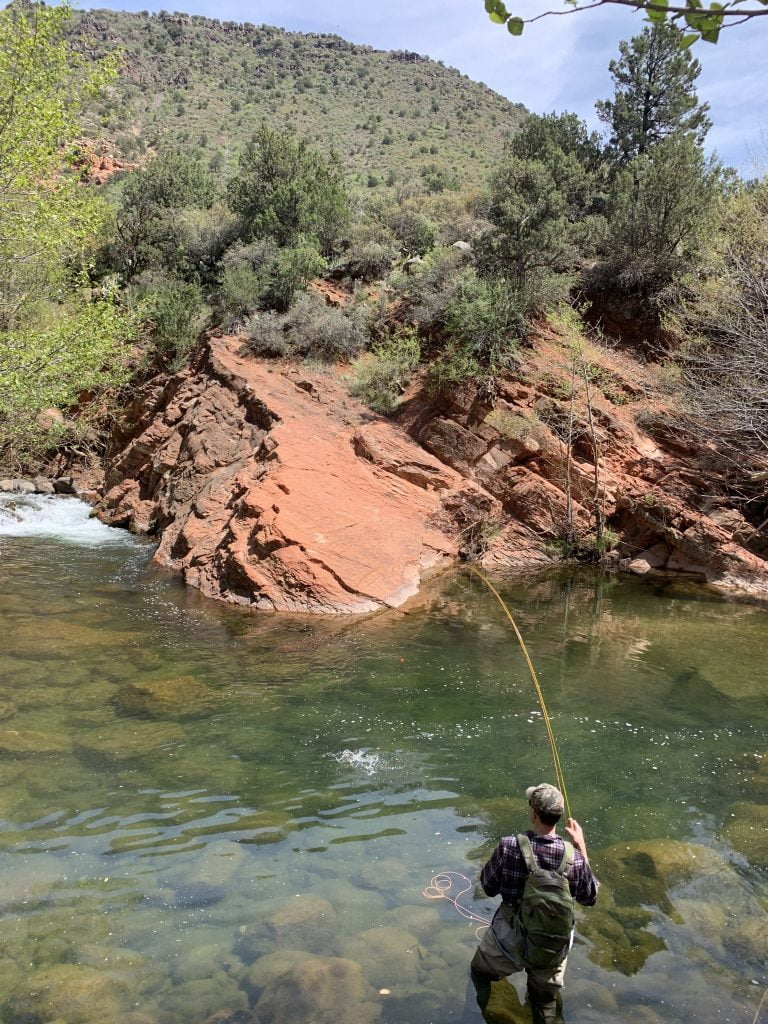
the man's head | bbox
[526,783,565,827]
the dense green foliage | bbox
[227,125,349,253]
[66,8,526,191]
[4,1,763,511]
[0,2,134,464]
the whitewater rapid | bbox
[0,492,136,546]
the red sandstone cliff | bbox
[96,331,768,613]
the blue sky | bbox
[83,0,767,172]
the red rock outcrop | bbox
[96,329,768,613]
[98,336,496,612]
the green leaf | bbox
[679,31,699,46]
[646,4,668,22]
[489,11,507,23]
[507,16,525,34]
[700,26,721,40]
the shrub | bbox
[350,329,420,414]
[242,310,290,357]
[130,275,206,363]
[393,247,466,329]
[282,292,370,361]
[426,342,481,393]
[444,272,524,369]
[244,292,370,362]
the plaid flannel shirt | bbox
[481,830,599,907]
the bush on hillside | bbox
[350,329,421,414]
[128,274,206,364]
[244,292,370,362]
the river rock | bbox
[381,904,443,941]
[154,971,249,1020]
[74,721,184,763]
[567,977,620,1014]
[74,945,167,996]
[305,878,386,936]
[236,896,338,962]
[0,728,70,757]
[115,675,217,719]
[172,940,244,984]
[168,841,246,907]
[339,926,427,990]
[253,956,380,1024]
[723,916,768,964]
[4,964,130,1023]
[720,802,768,867]
[243,949,322,996]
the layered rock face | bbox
[99,336,479,612]
[97,333,768,612]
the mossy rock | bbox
[339,926,428,990]
[74,722,184,763]
[720,802,768,868]
[594,839,730,920]
[153,971,249,1020]
[244,949,322,996]
[115,675,217,719]
[236,896,338,962]
[4,964,130,1023]
[253,956,380,1024]
[0,728,70,757]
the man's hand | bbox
[564,818,589,860]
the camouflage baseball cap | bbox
[526,783,565,817]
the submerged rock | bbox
[5,964,129,1023]
[236,896,338,961]
[0,728,69,757]
[115,675,217,719]
[720,801,768,868]
[339,926,427,990]
[253,956,380,1024]
[74,721,184,763]
[153,972,249,1021]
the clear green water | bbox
[0,497,766,1024]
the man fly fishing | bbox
[470,783,600,1024]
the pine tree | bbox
[596,23,711,163]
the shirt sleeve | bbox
[571,851,600,906]
[480,839,506,897]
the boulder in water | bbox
[4,964,129,1023]
[236,895,338,961]
[115,675,217,719]
[253,956,380,1024]
[339,925,427,990]
[74,721,184,763]
[0,728,69,757]
[720,801,768,868]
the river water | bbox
[0,492,765,1024]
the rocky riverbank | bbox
[29,325,768,613]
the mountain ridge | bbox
[69,7,528,191]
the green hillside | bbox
[67,8,527,191]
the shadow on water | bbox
[0,498,767,1024]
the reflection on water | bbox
[0,497,767,1023]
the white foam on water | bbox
[331,749,382,776]
[0,493,136,546]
